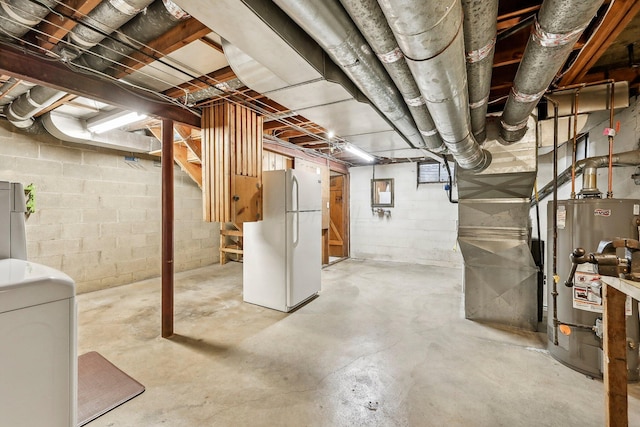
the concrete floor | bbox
[78,259,640,426]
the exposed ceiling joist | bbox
[0,42,200,128]
[559,0,640,86]
[199,37,223,53]
[34,0,102,51]
[263,115,311,131]
[162,66,237,98]
[263,139,348,174]
[34,93,77,118]
[111,18,211,78]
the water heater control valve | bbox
[564,239,640,287]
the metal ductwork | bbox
[41,111,161,153]
[271,0,425,150]
[534,150,640,204]
[457,117,539,330]
[462,0,498,143]
[0,78,33,107]
[338,0,445,153]
[183,78,245,106]
[4,86,67,129]
[378,0,490,171]
[0,0,61,128]
[61,0,153,57]
[176,0,436,161]
[0,0,56,39]
[499,0,605,142]
[78,0,189,72]
[2,0,156,129]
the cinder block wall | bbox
[350,162,462,267]
[0,121,218,293]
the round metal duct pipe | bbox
[499,0,604,143]
[378,0,490,171]
[79,0,190,72]
[1,0,154,129]
[4,86,67,129]
[462,0,498,143]
[0,0,56,38]
[2,0,186,130]
[271,0,425,149]
[66,0,154,56]
[338,0,445,153]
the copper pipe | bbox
[162,118,174,338]
[570,87,583,199]
[607,80,615,198]
[553,78,615,92]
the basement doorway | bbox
[327,172,349,265]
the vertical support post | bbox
[603,284,628,426]
[161,119,174,338]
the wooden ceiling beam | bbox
[497,5,540,22]
[199,37,223,53]
[497,16,533,32]
[581,68,640,88]
[111,18,211,78]
[0,42,200,127]
[263,116,311,131]
[0,77,22,101]
[288,134,328,144]
[162,66,237,98]
[558,0,640,86]
[34,0,102,51]
[34,93,77,117]
[263,140,348,174]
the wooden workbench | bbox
[599,276,640,427]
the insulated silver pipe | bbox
[499,0,604,143]
[378,0,490,171]
[271,0,425,149]
[533,150,640,205]
[65,0,154,57]
[0,0,56,38]
[2,0,183,129]
[338,0,445,153]
[79,0,189,72]
[462,0,498,143]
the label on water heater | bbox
[634,204,639,215]
[557,206,566,229]
[593,208,611,217]
[573,268,632,315]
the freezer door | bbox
[286,210,321,309]
[286,169,322,212]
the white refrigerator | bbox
[243,169,322,312]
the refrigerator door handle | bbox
[293,212,299,247]
[291,174,299,212]
[292,174,300,247]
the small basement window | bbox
[417,160,453,185]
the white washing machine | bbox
[0,258,77,427]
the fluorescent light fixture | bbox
[87,110,148,134]
[345,144,375,162]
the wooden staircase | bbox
[148,103,263,266]
[219,223,243,264]
[148,123,203,188]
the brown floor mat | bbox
[77,351,145,426]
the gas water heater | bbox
[547,198,640,379]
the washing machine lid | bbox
[0,259,75,313]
